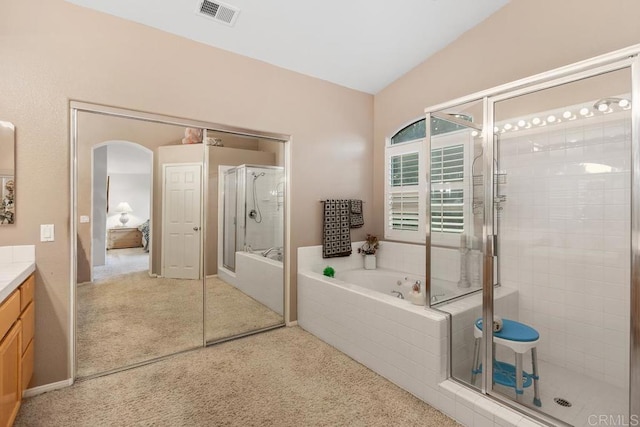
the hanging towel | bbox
[349,199,364,228]
[322,199,352,258]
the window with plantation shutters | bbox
[385,141,425,242]
[386,119,470,244]
[430,144,464,234]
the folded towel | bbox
[349,199,364,228]
[322,199,352,258]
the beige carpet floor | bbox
[77,272,283,377]
[16,327,458,427]
[92,248,150,282]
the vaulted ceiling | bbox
[65,0,509,94]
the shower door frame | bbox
[424,45,640,424]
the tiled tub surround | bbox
[498,112,631,389]
[0,245,36,301]
[298,242,536,426]
[217,251,284,316]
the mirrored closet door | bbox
[72,104,288,379]
[204,131,285,344]
[74,110,206,378]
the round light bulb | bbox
[562,111,572,119]
[517,120,526,127]
[579,107,590,116]
[597,103,609,112]
[618,99,630,108]
[547,115,557,123]
[532,117,541,125]
[494,127,499,133]
[504,123,512,131]
[471,130,478,137]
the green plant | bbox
[358,234,379,255]
[323,266,335,278]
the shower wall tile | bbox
[499,114,630,388]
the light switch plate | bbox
[80,215,90,223]
[40,224,55,242]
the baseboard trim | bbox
[23,378,73,398]
[286,320,298,327]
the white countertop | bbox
[0,262,35,303]
[0,245,36,303]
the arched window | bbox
[391,115,473,145]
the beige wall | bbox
[0,0,373,386]
[373,0,640,237]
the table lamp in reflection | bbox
[116,202,133,227]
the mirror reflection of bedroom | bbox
[92,143,152,283]
[75,108,286,379]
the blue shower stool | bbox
[471,318,541,407]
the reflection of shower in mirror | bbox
[249,171,265,223]
[222,165,285,272]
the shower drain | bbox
[554,397,572,408]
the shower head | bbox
[251,171,266,180]
[593,97,631,112]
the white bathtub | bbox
[297,242,519,424]
[335,269,456,302]
[334,268,482,306]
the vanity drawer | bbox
[20,302,34,354]
[20,274,34,311]
[0,291,20,339]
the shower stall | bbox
[222,164,284,271]
[425,50,639,426]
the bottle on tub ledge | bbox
[358,234,379,270]
[407,280,425,306]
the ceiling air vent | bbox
[197,0,240,26]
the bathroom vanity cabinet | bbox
[0,273,35,427]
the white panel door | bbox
[162,164,202,279]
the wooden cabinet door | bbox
[0,321,21,427]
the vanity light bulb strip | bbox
[495,95,631,134]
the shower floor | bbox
[490,358,628,426]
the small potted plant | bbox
[358,234,380,270]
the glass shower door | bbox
[490,68,632,425]
[427,98,488,387]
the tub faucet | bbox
[261,247,279,257]
[391,290,404,299]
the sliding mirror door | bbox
[74,109,205,378]
[205,131,286,344]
